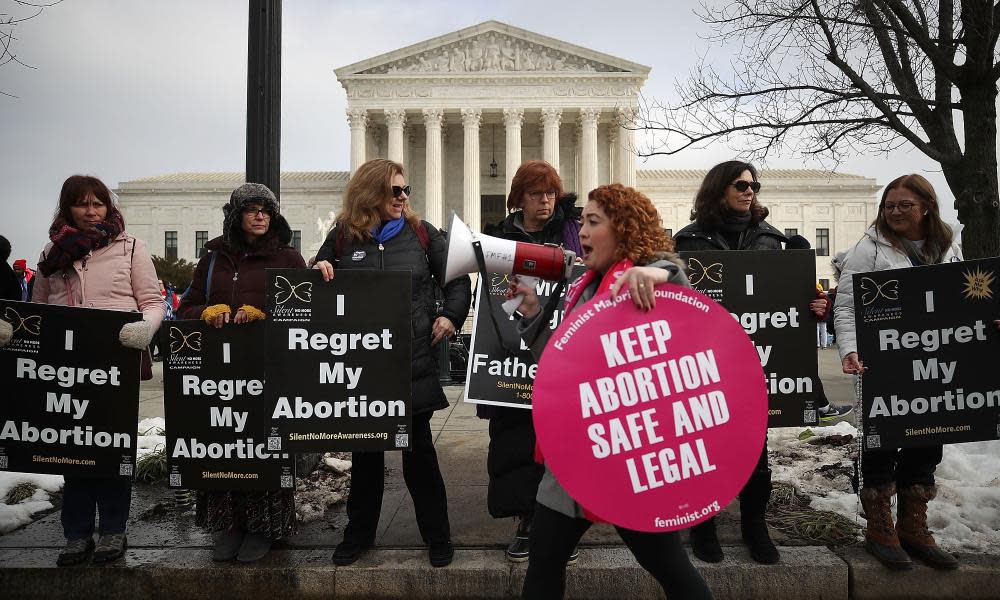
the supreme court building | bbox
[116,21,880,288]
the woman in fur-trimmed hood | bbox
[177,183,305,563]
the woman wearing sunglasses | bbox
[313,158,472,568]
[673,160,785,565]
[833,174,962,571]
[177,183,306,563]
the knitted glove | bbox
[0,318,12,348]
[238,305,267,322]
[119,320,157,350]
[201,304,232,325]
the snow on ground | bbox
[0,472,64,534]
[770,421,1000,553]
[136,417,166,460]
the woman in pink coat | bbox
[29,175,164,566]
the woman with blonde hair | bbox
[313,159,472,568]
[834,174,962,571]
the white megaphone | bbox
[444,212,577,314]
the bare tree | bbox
[636,1,999,259]
[1,0,64,98]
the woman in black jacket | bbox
[314,158,472,568]
[673,160,784,565]
[480,160,583,563]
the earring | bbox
[924,210,929,215]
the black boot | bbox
[740,468,780,564]
[506,514,531,563]
[689,517,724,563]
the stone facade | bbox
[114,21,880,288]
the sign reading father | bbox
[163,321,295,490]
[464,267,585,409]
[0,301,141,478]
[854,257,1000,450]
[265,269,412,452]
[678,250,820,427]
[532,284,768,532]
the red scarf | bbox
[563,258,634,311]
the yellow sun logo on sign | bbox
[961,266,996,300]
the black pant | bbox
[61,476,132,539]
[487,406,543,519]
[523,504,713,600]
[862,444,942,488]
[342,411,450,545]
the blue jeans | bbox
[61,476,132,539]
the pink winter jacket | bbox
[32,233,167,326]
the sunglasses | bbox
[731,180,761,193]
[392,185,411,198]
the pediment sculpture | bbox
[360,33,624,75]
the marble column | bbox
[540,107,562,172]
[386,108,406,166]
[616,106,638,188]
[608,127,618,183]
[503,107,524,197]
[347,108,369,174]
[422,108,444,227]
[579,107,601,195]
[461,108,483,234]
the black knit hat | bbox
[222,183,291,248]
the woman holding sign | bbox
[24,175,165,566]
[177,183,306,563]
[673,160,785,565]
[834,174,961,571]
[480,160,583,563]
[314,159,472,568]
[510,184,712,600]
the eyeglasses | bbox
[731,180,761,193]
[242,207,270,218]
[526,189,558,202]
[883,201,918,213]
[392,185,411,198]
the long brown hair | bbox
[588,184,673,265]
[336,159,420,241]
[507,160,564,212]
[874,174,953,262]
[51,175,121,232]
[690,160,769,229]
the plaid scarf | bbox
[38,211,125,276]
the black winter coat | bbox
[673,220,786,252]
[315,221,472,416]
[0,262,21,301]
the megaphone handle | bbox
[472,240,525,355]
[501,275,539,316]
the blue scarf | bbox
[372,216,406,244]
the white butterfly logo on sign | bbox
[274,276,313,305]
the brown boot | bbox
[859,483,912,570]
[896,484,959,570]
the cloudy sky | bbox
[0,0,961,263]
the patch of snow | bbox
[0,472,64,534]
[769,422,1000,553]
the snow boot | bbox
[689,517,724,563]
[740,468,779,564]
[896,484,959,570]
[859,483,912,570]
[506,515,531,563]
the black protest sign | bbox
[464,267,586,409]
[0,301,141,478]
[265,269,412,452]
[163,320,295,491]
[854,257,1000,450]
[678,250,820,427]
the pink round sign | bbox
[532,283,767,532]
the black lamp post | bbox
[489,124,498,178]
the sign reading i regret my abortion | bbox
[265,269,412,452]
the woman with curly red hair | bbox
[509,184,712,599]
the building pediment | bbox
[336,21,649,78]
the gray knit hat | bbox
[223,183,288,248]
